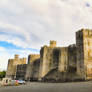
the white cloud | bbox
[20,0,92,46]
[0,0,92,70]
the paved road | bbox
[0,82,92,92]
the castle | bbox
[6,29,92,82]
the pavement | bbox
[0,82,92,92]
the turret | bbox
[15,54,19,60]
[50,40,57,47]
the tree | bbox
[0,71,6,79]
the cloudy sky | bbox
[0,0,92,70]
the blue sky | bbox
[0,41,39,71]
[0,41,39,51]
[0,0,92,70]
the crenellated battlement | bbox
[27,54,40,64]
[9,59,14,61]
[29,54,40,57]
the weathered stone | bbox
[39,41,61,79]
[39,41,77,81]
[68,44,77,73]
[16,64,27,80]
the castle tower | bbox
[50,40,57,47]
[76,29,92,80]
[6,54,27,79]
[39,41,59,79]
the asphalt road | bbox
[0,82,92,92]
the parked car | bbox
[17,80,26,85]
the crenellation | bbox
[29,54,40,56]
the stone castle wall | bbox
[58,47,68,72]
[16,64,27,80]
[39,40,77,81]
[40,44,77,81]
[68,44,77,73]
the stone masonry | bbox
[39,41,77,82]
[39,41,61,79]
[16,64,27,80]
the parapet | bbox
[68,44,76,48]
[76,29,92,38]
[9,59,14,61]
[19,58,27,64]
[14,54,19,59]
[29,54,40,57]
[82,29,92,31]
[28,54,40,59]
[76,29,92,33]
[28,54,40,63]
[50,40,57,47]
